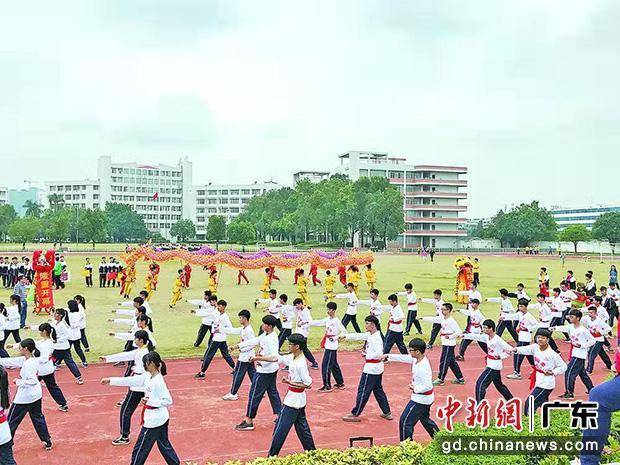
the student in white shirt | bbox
[278,294,295,349]
[530,293,561,353]
[375,294,407,355]
[292,298,318,369]
[0,365,15,463]
[101,351,180,465]
[557,282,578,342]
[462,319,513,402]
[3,296,21,344]
[99,330,154,445]
[264,333,316,457]
[486,288,518,342]
[398,283,422,336]
[309,302,347,392]
[119,293,153,316]
[583,306,613,374]
[51,308,84,384]
[503,299,538,379]
[420,289,444,349]
[507,283,531,303]
[67,299,88,367]
[256,289,283,334]
[189,291,215,348]
[222,310,256,401]
[31,323,69,411]
[233,315,282,431]
[383,338,439,441]
[420,303,464,386]
[550,309,596,398]
[195,300,236,379]
[341,315,392,422]
[74,295,90,353]
[458,282,482,335]
[5,338,52,451]
[336,283,361,333]
[456,298,487,361]
[600,286,619,330]
[512,328,567,414]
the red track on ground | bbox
[12,346,609,465]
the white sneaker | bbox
[506,373,522,380]
[222,393,238,401]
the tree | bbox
[79,209,108,246]
[0,205,18,242]
[227,219,256,245]
[559,224,591,253]
[42,208,72,245]
[592,212,620,253]
[9,218,42,250]
[206,215,227,242]
[104,203,148,242]
[23,200,43,218]
[482,202,557,247]
[170,219,196,242]
[47,194,65,212]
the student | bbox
[376,294,407,355]
[337,283,361,333]
[473,258,480,285]
[550,309,595,399]
[259,268,272,299]
[462,320,513,402]
[420,289,444,349]
[0,258,7,289]
[102,351,180,465]
[194,300,236,379]
[528,293,561,353]
[582,306,613,374]
[383,338,440,441]
[558,281,578,341]
[512,328,567,414]
[456,298,487,361]
[348,266,361,294]
[67,299,88,368]
[233,315,282,431]
[51,308,84,384]
[222,310,256,401]
[341,315,392,422]
[323,270,336,302]
[277,294,295,349]
[421,303,465,386]
[5,339,52,451]
[83,258,93,287]
[309,302,347,392]
[364,264,376,290]
[100,330,155,445]
[292,298,319,369]
[398,283,422,336]
[256,289,283,334]
[538,267,550,287]
[565,270,577,290]
[169,270,185,309]
[0,365,15,463]
[0,309,8,358]
[74,295,90,353]
[296,269,311,308]
[507,283,530,303]
[2,297,20,344]
[337,265,347,287]
[357,289,386,341]
[264,333,316,457]
[486,288,518,342]
[500,299,537,379]
[601,286,619,330]
[98,257,107,288]
[13,276,28,329]
[189,292,216,348]
[119,293,153,316]
[584,272,597,297]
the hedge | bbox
[191,410,620,465]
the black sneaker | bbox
[112,436,130,446]
[334,383,345,390]
[403,331,410,336]
[235,421,254,431]
[84,348,90,353]
[194,372,205,379]
[558,392,574,399]
[44,440,53,451]
[318,386,333,393]
[310,364,319,370]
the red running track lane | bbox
[12,346,609,465]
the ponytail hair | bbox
[74,295,86,309]
[55,308,69,325]
[0,366,8,409]
[39,323,57,342]
[136,314,154,333]
[10,294,20,308]
[67,299,79,313]
[20,338,40,357]
[142,351,167,376]
[0,303,6,317]
[134,329,154,352]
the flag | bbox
[152,192,159,201]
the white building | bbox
[335,151,468,249]
[550,205,620,230]
[293,171,330,185]
[46,179,100,209]
[194,181,280,240]
[0,187,8,206]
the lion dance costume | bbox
[32,250,55,314]
[454,257,474,304]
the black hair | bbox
[142,351,167,376]
[568,309,582,320]
[535,328,552,339]
[443,302,453,311]
[541,267,547,271]
[10,294,20,308]
[238,309,251,320]
[137,306,147,316]
[408,338,426,353]
[139,290,149,298]
[204,290,212,297]
[594,296,603,303]
[326,302,337,311]
[0,366,8,409]
[269,289,276,295]
[567,270,573,274]
[404,283,413,290]
[433,289,442,295]
[499,288,508,296]
[67,299,80,313]
[287,333,307,350]
[262,315,278,327]
[587,305,597,313]
[600,286,608,291]
[137,314,154,332]
[365,315,380,331]
[55,307,70,325]
[482,319,496,331]
[470,298,480,305]
[346,282,354,288]
[517,283,524,287]
[326,270,331,275]
[388,293,398,302]
[0,304,6,317]
[517,298,529,307]
[74,295,86,308]
[217,300,227,307]
[134,329,155,351]
[370,288,379,296]
[20,338,40,357]
[134,296,145,305]
[264,268,270,273]
[280,294,288,303]
[293,298,303,305]
[208,294,218,302]
[553,287,561,293]
[536,293,545,299]
[39,322,57,342]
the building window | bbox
[388,171,404,179]
[241,189,250,195]
[197,190,205,196]
[252,189,260,195]
[370,170,386,177]
[208,190,217,195]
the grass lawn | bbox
[10,252,615,362]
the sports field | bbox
[10,251,615,360]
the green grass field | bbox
[10,252,615,362]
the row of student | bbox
[0,257,34,288]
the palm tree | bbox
[47,194,65,212]
[23,200,43,218]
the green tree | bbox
[9,217,42,250]
[47,193,65,212]
[206,215,227,242]
[170,219,196,242]
[23,200,43,218]
[558,224,591,253]
[367,188,405,247]
[227,219,256,244]
[79,209,108,246]
[42,208,72,245]
[0,205,18,242]
[104,203,148,242]
[592,212,620,253]
[483,202,557,247]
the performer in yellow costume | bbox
[169,269,185,308]
[347,265,361,294]
[297,269,311,307]
[364,264,376,290]
[144,270,156,301]
[323,270,336,302]
[120,264,136,299]
[453,257,473,304]
[208,269,218,294]
[259,268,272,299]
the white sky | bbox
[1,0,618,216]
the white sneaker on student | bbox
[222,393,238,401]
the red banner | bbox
[32,250,55,314]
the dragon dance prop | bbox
[454,257,474,304]
[121,246,374,270]
[32,250,55,314]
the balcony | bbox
[413,165,467,174]
[407,204,467,211]
[406,217,467,223]
[407,192,467,199]
[409,179,467,187]
[404,230,468,236]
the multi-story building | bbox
[335,151,468,248]
[46,179,101,209]
[293,171,330,185]
[8,187,46,215]
[550,205,620,230]
[0,187,8,206]
[194,181,280,240]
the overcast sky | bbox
[1,1,618,217]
